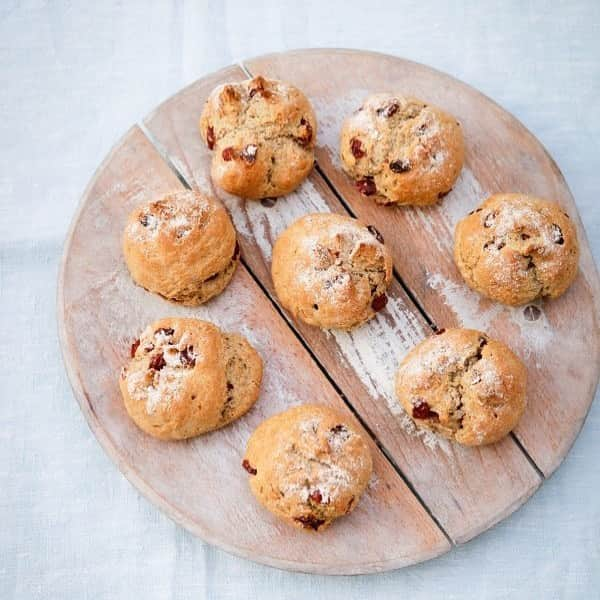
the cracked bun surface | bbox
[119,318,262,440]
[454,194,579,306]
[395,328,527,446]
[340,93,464,205]
[199,75,317,199]
[242,404,373,532]
[123,190,239,306]
[271,213,393,329]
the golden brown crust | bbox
[123,190,238,306]
[199,75,317,199]
[119,318,262,440]
[243,405,373,531]
[340,93,464,205]
[454,194,579,305]
[395,328,527,446]
[271,213,393,329]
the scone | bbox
[242,405,373,531]
[120,318,262,440]
[395,328,526,446]
[199,75,317,199]
[454,194,579,305]
[271,213,393,329]
[340,93,464,205]
[123,190,239,306]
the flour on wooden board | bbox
[403,167,487,254]
[323,297,445,449]
[427,271,554,359]
[240,179,330,260]
[311,88,371,168]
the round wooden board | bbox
[58,49,600,574]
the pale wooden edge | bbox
[56,125,451,575]
[242,48,600,479]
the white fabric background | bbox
[1,1,599,598]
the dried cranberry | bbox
[296,118,313,147]
[309,490,323,504]
[149,352,166,371]
[412,400,438,420]
[350,137,366,158]
[521,233,531,240]
[241,144,257,164]
[226,382,234,391]
[294,515,325,531]
[356,177,377,196]
[222,147,235,161]
[367,225,384,243]
[371,293,388,312]
[180,346,196,368]
[434,328,446,335]
[389,159,411,173]
[130,339,140,357]
[249,77,265,98]
[377,102,399,118]
[242,459,257,475]
[206,126,215,150]
[330,424,347,434]
[484,212,496,228]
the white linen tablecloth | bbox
[1,2,598,598]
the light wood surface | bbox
[57,50,600,574]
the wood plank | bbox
[143,63,541,543]
[57,124,450,574]
[243,49,600,477]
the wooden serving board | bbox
[58,50,600,574]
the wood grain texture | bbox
[244,49,600,477]
[143,64,541,544]
[57,124,450,574]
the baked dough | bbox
[454,194,579,305]
[123,190,238,306]
[199,75,316,199]
[340,93,464,205]
[271,213,393,329]
[395,328,526,446]
[120,318,262,440]
[243,404,373,531]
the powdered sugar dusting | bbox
[125,191,209,243]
